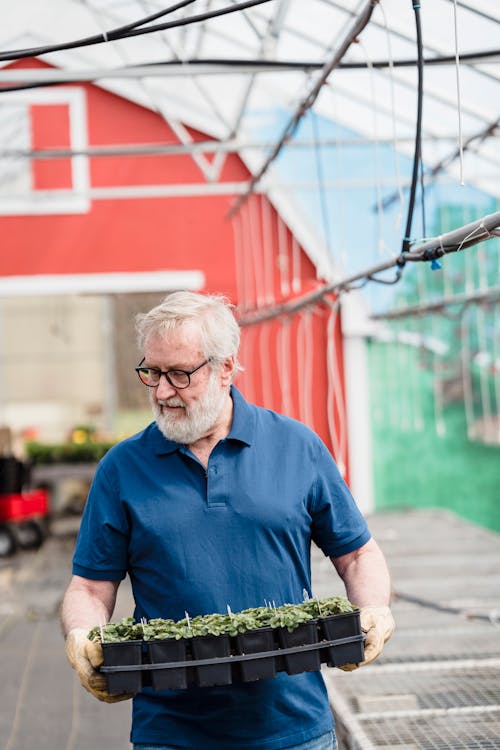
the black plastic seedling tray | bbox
[100,632,365,693]
[101,640,143,694]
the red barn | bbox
[0,58,372,510]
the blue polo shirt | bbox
[73,386,370,749]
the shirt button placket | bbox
[206,463,225,508]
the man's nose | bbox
[155,374,177,399]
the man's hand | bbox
[65,628,133,703]
[340,605,395,672]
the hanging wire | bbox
[241,202,258,309]
[249,194,265,306]
[326,302,342,461]
[331,95,349,271]
[431,315,446,437]
[419,152,427,239]
[398,316,412,432]
[410,317,425,431]
[452,0,465,185]
[231,211,247,312]
[258,322,273,409]
[475,302,493,437]
[311,111,333,257]
[493,303,500,443]
[297,309,314,429]
[394,320,410,432]
[387,335,398,429]
[460,307,475,439]
[261,194,276,305]
[357,39,386,258]
[241,324,256,403]
[325,301,347,476]
[379,0,405,231]
[277,213,290,298]
[401,0,425,256]
[278,317,292,416]
[475,242,493,436]
[297,311,307,425]
[440,205,453,299]
[463,207,475,295]
[291,233,302,294]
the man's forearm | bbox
[331,538,392,607]
[61,577,118,637]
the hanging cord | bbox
[231,212,247,312]
[358,38,386,258]
[326,302,342,462]
[431,315,446,437]
[261,195,276,305]
[297,311,307,425]
[452,0,465,185]
[242,325,256,404]
[278,318,293,416]
[379,1,404,231]
[277,213,290,298]
[419,149,427,238]
[311,111,332,258]
[493,302,500,443]
[475,244,493,435]
[249,195,266,306]
[475,301,493,435]
[401,0,425,257]
[326,301,347,476]
[409,317,425,431]
[297,310,314,429]
[291,233,302,294]
[258,322,273,409]
[460,306,475,439]
[241,202,258,309]
[397,320,411,432]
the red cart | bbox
[0,488,49,557]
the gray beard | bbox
[150,372,228,445]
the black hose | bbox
[401,1,424,257]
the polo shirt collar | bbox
[151,384,254,455]
[227,385,254,446]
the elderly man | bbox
[62,291,394,750]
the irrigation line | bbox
[239,255,400,326]
[238,210,500,326]
[371,285,500,320]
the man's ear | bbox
[220,356,236,387]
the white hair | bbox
[135,291,242,377]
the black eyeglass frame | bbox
[135,357,212,389]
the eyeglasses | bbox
[135,357,211,389]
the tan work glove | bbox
[65,628,133,703]
[340,605,395,672]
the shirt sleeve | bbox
[72,459,129,581]
[309,437,371,558]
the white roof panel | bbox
[0,0,499,289]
